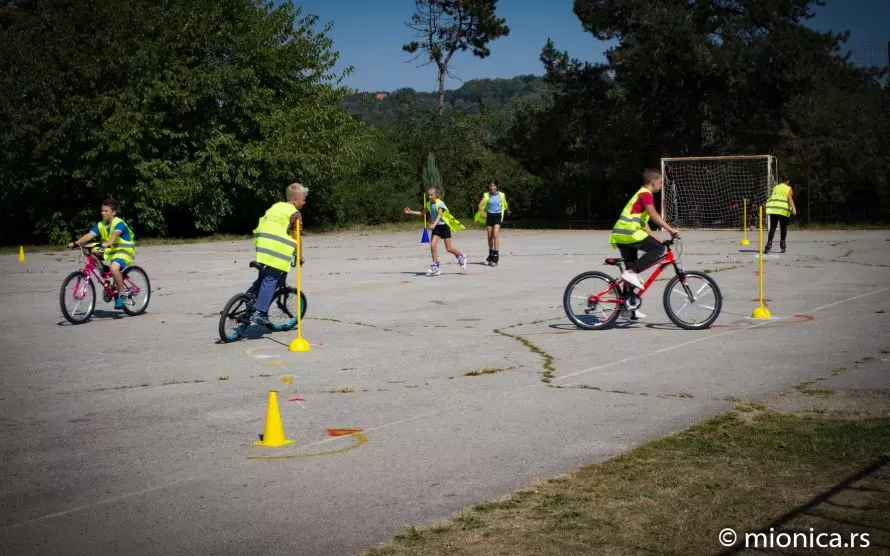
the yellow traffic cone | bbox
[254,391,294,447]
[18,246,25,262]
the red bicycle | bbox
[563,238,722,330]
[59,244,151,324]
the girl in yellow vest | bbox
[476,179,509,266]
[68,198,136,310]
[764,178,797,254]
[404,187,467,276]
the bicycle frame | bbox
[70,247,142,301]
[589,245,682,305]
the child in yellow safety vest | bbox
[404,187,467,276]
[476,180,508,266]
[68,198,136,310]
[764,178,797,254]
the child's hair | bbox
[490,179,499,187]
[642,169,662,184]
[427,187,440,196]
[102,198,118,211]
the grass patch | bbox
[463,367,503,377]
[328,385,354,394]
[794,381,836,397]
[734,401,767,412]
[493,328,555,383]
[160,378,206,386]
[362,411,890,556]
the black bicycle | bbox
[218,262,307,342]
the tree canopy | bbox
[0,0,886,245]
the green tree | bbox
[422,152,443,197]
[0,0,365,243]
[402,0,510,114]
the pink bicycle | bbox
[59,244,151,324]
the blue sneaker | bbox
[251,311,271,326]
[114,294,125,310]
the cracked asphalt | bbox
[1,229,888,555]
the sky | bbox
[291,0,890,93]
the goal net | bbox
[661,155,777,230]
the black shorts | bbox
[431,225,451,239]
[486,212,502,227]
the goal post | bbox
[660,155,777,230]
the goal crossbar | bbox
[660,155,777,230]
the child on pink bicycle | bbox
[68,198,136,310]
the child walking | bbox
[404,187,467,276]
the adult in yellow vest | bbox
[250,183,308,325]
[608,169,679,308]
[404,187,467,276]
[764,177,797,254]
[68,198,136,310]
[476,180,509,266]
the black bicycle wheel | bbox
[563,271,623,330]
[219,293,252,342]
[663,270,722,330]
[121,266,151,316]
[267,287,307,331]
[60,271,96,325]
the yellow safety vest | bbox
[609,187,651,247]
[480,191,509,222]
[253,201,297,272]
[426,199,465,231]
[765,183,792,217]
[98,217,135,265]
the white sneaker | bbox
[621,270,645,290]
[426,262,441,276]
[458,254,467,269]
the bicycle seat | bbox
[604,258,625,266]
[249,261,261,270]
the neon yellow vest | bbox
[253,201,297,272]
[426,199,465,231]
[765,183,792,217]
[98,217,135,265]
[609,187,651,247]
[480,191,509,222]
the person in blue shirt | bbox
[68,198,136,309]
[476,180,508,266]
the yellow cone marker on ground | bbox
[18,246,25,262]
[740,199,751,246]
[752,205,772,319]
[289,217,311,352]
[254,391,294,447]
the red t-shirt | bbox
[630,191,654,215]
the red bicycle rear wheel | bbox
[563,271,623,330]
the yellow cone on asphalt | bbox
[254,391,294,447]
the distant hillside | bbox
[343,75,549,126]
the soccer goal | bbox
[661,155,777,230]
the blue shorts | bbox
[110,258,128,271]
